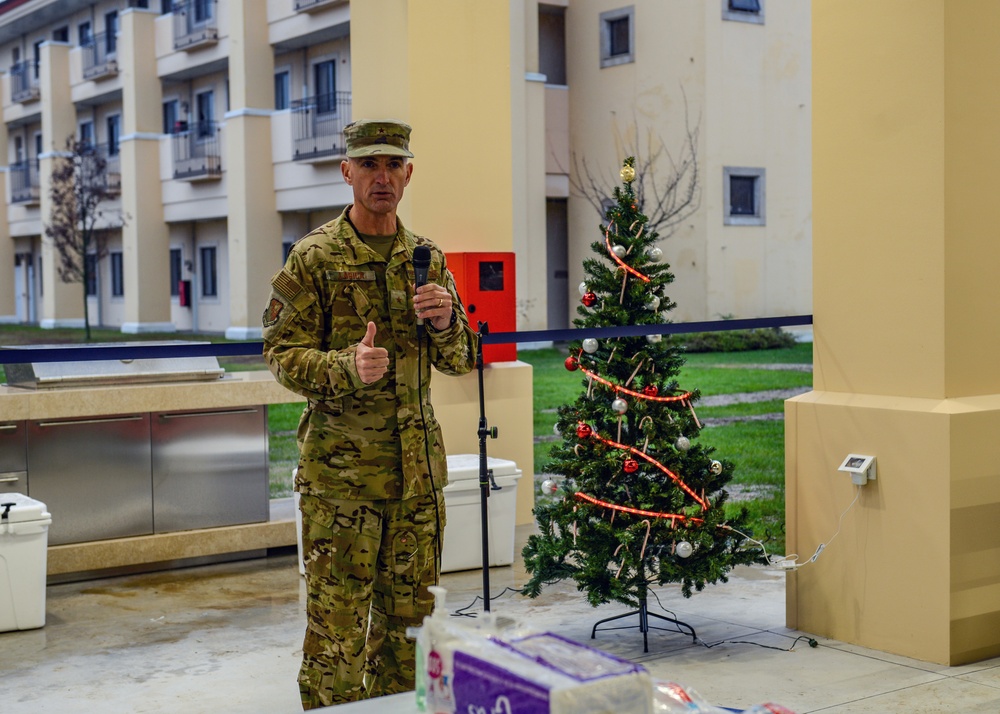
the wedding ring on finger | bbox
[437,298,443,307]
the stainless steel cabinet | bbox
[0,421,27,495]
[27,414,153,545]
[151,407,268,533]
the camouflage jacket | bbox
[262,207,477,501]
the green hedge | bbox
[674,327,797,353]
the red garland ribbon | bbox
[574,492,704,524]
[586,428,710,510]
[578,360,692,404]
[605,223,651,283]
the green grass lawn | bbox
[1,324,807,557]
[518,341,811,557]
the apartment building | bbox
[0,0,810,337]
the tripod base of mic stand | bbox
[591,595,697,653]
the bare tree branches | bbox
[570,98,702,240]
[43,137,125,339]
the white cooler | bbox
[0,493,52,632]
[441,454,522,573]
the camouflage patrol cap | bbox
[344,119,414,159]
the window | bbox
[170,248,182,297]
[600,6,635,68]
[53,26,69,43]
[200,246,217,298]
[13,136,23,164]
[79,121,94,148]
[107,115,121,155]
[34,133,42,160]
[723,0,764,24]
[196,90,214,137]
[110,252,124,297]
[161,0,174,13]
[274,70,290,111]
[85,254,98,296]
[79,21,92,47]
[163,99,179,134]
[11,46,19,66]
[314,60,336,112]
[193,0,213,24]
[32,40,42,78]
[723,167,766,225]
[105,11,118,54]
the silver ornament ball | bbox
[612,397,628,415]
[675,436,691,451]
[710,460,723,475]
[578,282,589,296]
[648,246,663,262]
[612,244,627,258]
[582,338,599,354]
[541,479,559,495]
[646,333,662,344]
[646,295,661,311]
[676,541,694,558]
[553,423,562,437]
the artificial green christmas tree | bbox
[522,157,762,647]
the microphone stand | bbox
[476,321,498,612]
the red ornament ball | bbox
[576,423,593,439]
[565,356,579,371]
[643,384,659,398]
[623,458,639,474]
[581,291,598,307]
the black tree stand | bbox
[591,581,697,653]
[475,321,500,612]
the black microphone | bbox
[413,245,431,328]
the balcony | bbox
[80,143,122,196]
[172,0,218,51]
[10,61,40,103]
[172,120,222,181]
[291,91,351,163]
[10,160,40,205]
[81,32,119,81]
[294,0,346,12]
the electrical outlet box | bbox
[838,454,876,486]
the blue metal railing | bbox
[0,315,813,365]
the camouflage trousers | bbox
[297,492,444,710]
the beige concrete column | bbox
[0,102,13,323]
[38,41,83,329]
[351,1,537,524]
[223,0,281,340]
[120,8,174,334]
[787,0,1000,665]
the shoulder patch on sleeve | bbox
[272,269,303,302]
[262,297,285,328]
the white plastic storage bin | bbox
[441,454,522,573]
[0,493,52,632]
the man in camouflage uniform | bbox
[261,119,477,709]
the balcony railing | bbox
[172,0,218,51]
[294,0,345,12]
[10,61,40,103]
[80,143,122,195]
[172,120,222,181]
[10,160,40,205]
[81,32,118,81]
[291,91,351,162]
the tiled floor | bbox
[2,525,999,713]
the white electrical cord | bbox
[774,485,862,570]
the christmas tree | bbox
[522,157,762,617]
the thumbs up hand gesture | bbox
[355,321,389,384]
